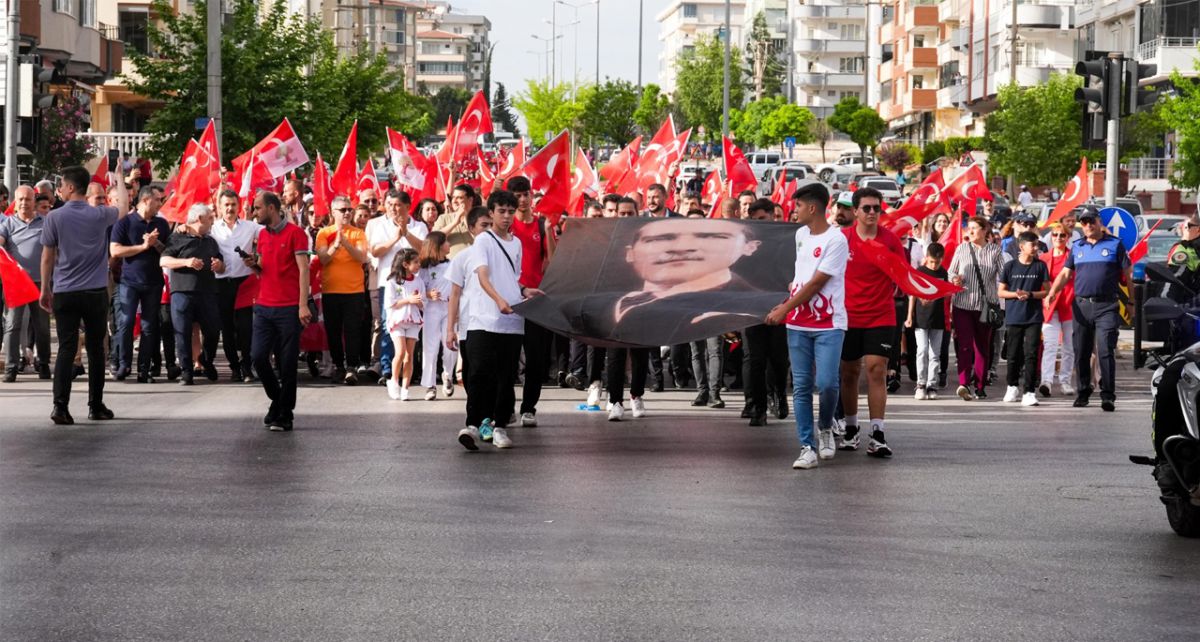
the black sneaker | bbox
[748,412,767,427]
[886,373,901,393]
[166,366,182,382]
[242,364,256,382]
[50,405,74,425]
[202,364,219,382]
[136,373,155,384]
[179,372,194,386]
[937,372,948,389]
[840,424,861,450]
[87,404,115,421]
[1101,399,1115,412]
[2,369,16,383]
[651,380,665,393]
[775,396,788,420]
[866,429,893,458]
[975,387,987,399]
[565,372,584,390]
[1073,392,1090,408]
[263,406,279,426]
[740,404,754,419]
[709,395,726,409]
[307,354,321,379]
[37,364,50,380]
[73,364,85,379]
[692,391,709,407]
[1038,384,1051,398]
[343,370,358,386]
[268,416,293,432]
[114,366,130,381]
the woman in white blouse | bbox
[947,216,1004,401]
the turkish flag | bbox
[567,148,600,217]
[939,209,965,264]
[454,91,493,162]
[331,121,359,199]
[881,169,950,236]
[703,169,726,218]
[197,119,222,189]
[632,118,676,195]
[863,239,963,300]
[435,116,456,168]
[91,155,111,190]
[358,159,385,197]
[723,137,758,197]
[496,138,527,183]
[387,127,436,204]
[230,118,309,181]
[1128,218,1165,264]
[1046,157,1090,226]
[310,153,334,220]
[521,130,572,224]
[942,165,990,216]
[233,147,275,200]
[161,139,218,223]
[477,148,497,200]
[0,247,39,308]
[602,135,642,195]
[781,178,799,220]
[235,273,260,309]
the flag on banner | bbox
[0,247,39,308]
[942,165,991,216]
[1128,218,1165,264]
[454,90,494,161]
[568,148,601,217]
[230,118,309,181]
[600,135,641,193]
[1046,157,1090,225]
[520,130,572,223]
[723,137,758,197]
[331,121,359,198]
[311,153,333,220]
[91,155,111,190]
[862,239,963,300]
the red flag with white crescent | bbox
[520,130,572,224]
[455,91,494,162]
[0,247,40,308]
[161,139,219,223]
[1128,218,1165,264]
[311,153,334,220]
[230,118,309,180]
[862,239,963,300]
[358,159,384,196]
[723,137,757,197]
[567,148,600,217]
[436,116,456,168]
[197,119,222,189]
[331,121,359,198]
[496,138,527,183]
[938,209,965,265]
[632,118,676,195]
[91,155,111,190]
[703,169,726,219]
[1046,157,1090,226]
[604,135,643,196]
[477,148,497,200]
[881,169,950,236]
[942,165,990,216]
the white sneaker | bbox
[1003,385,1020,402]
[442,373,454,397]
[631,396,646,418]
[424,387,437,401]
[457,426,480,451]
[492,427,512,449]
[926,388,938,400]
[956,385,974,401]
[914,386,927,400]
[521,412,538,427]
[792,446,818,469]
[1060,383,1075,396]
[586,381,601,408]
[832,419,846,448]
[608,402,625,421]
[1021,392,1039,406]
[399,387,410,401]
[386,379,401,400]
[818,430,836,460]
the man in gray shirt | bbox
[39,165,128,425]
[0,186,50,381]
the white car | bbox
[815,153,872,184]
[758,166,808,197]
[857,176,902,202]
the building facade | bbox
[657,0,745,95]
[413,3,490,94]
[791,0,876,118]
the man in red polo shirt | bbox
[506,175,556,427]
[839,186,900,458]
[242,191,312,432]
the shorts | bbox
[389,324,420,341]
[841,326,895,361]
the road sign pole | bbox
[1104,52,1122,207]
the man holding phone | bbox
[211,189,262,381]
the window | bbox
[912,75,924,89]
[395,9,406,24]
[119,10,150,56]
[838,57,863,74]
[840,23,862,40]
[80,0,96,27]
[418,62,465,75]
[881,81,892,103]
[421,42,449,55]
[386,30,404,45]
[840,90,861,101]
[54,0,74,16]
[682,3,697,18]
[453,26,462,34]
[913,35,925,48]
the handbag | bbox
[969,244,1005,328]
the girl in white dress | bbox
[417,232,457,400]
[384,248,423,400]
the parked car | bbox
[1132,230,1180,280]
[857,176,902,202]
[675,163,710,192]
[1137,213,1187,235]
[758,165,808,197]
[746,151,783,181]
[815,152,873,184]
[779,159,816,175]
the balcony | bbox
[939,0,965,23]
[937,82,968,107]
[951,25,969,51]
[795,71,863,88]
[37,13,124,83]
[904,88,938,113]
[76,132,152,159]
[1016,1,1075,30]
[795,4,866,20]
[795,38,865,54]
[992,63,1073,89]
[1135,37,1200,84]
[905,3,941,32]
[904,47,938,70]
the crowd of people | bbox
[0,160,1135,469]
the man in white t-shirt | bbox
[445,207,493,407]
[766,182,849,470]
[367,190,428,381]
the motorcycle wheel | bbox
[1166,497,1200,537]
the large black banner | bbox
[515,218,797,347]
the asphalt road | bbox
[3,357,1200,641]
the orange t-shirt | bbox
[316,225,367,294]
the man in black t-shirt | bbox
[160,204,226,385]
[999,231,1050,406]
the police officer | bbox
[1163,213,1200,303]
[1046,207,1131,412]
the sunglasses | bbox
[1052,233,1069,238]
[336,207,353,213]
[859,205,882,213]
[1188,223,1199,229]
[1080,218,1099,225]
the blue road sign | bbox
[1099,206,1137,249]
[784,137,796,149]
[195,117,211,130]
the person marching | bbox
[906,242,949,400]
[998,231,1050,406]
[1039,223,1076,397]
[383,248,424,401]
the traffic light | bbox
[1076,57,1111,149]
[1124,60,1159,116]
[1075,57,1120,120]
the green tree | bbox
[983,74,1083,187]
[921,139,947,163]
[675,35,744,143]
[1121,101,1168,162]
[431,87,473,126]
[1160,69,1200,187]
[944,136,985,157]
[810,118,834,162]
[579,79,639,144]
[732,96,784,147]
[877,141,922,172]
[744,11,785,101]
[125,0,434,167]
[761,103,816,148]
[492,83,521,137]
[512,79,581,144]
[827,96,863,134]
[633,83,672,134]
[829,97,888,164]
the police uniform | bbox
[1165,238,1200,303]
[1065,234,1129,404]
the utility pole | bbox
[1009,0,1018,85]
[863,1,871,103]
[551,1,557,85]
[782,6,793,103]
[1105,52,1121,206]
[595,0,600,84]
[207,0,222,152]
[637,0,644,87]
[4,0,20,189]
[722,0,730,137]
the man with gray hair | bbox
[109,185,171,383]
[0,185,51,381]
[160,203,226,386]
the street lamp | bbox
[531,33,563,84]
[526,49,547,80]
[556,0,600,85]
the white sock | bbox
[871,418,885,433]
[845,415,858,428]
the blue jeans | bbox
[376,287,394,376]
[116,281,162,375]
[788,328,845,448]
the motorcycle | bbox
[1132,263,1200,536]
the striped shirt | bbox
[947,241,1003,312]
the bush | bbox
[877,141,923,172]
[945,136,985,158]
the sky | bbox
[450,0,665,99]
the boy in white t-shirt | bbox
[766,182,849,470]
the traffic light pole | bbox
[1104,52,1122,207]
[4,0,20,189]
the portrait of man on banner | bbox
[516,218,795,346]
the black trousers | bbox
[1073,299,1120,401]
[52,288,108,410]
[322,292,365,370]
[251,305,300,419]
[171,291,220,374]
[217,276,253,371]
[742,324,787,413]
[587,346,606,384]
[520,319,552,415]
[1005,322,1041,393]
[607,347,650,404]
[465,330,522,428]
[567,338,588,377]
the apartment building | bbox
[792,0,877,118]
[325,0,421,91]
[657,0,746,95]
[413,3,491,94]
